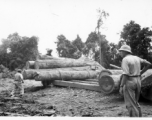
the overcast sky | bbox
[0,0,152,57]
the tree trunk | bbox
[34,70,98,81]
[23,66,102,80]
[34,58,104,70]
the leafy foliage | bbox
[107,43,122,67]
[55,35,84,59]
[95,9,109,33]
[120,21,152,60]
[83,32,111,68]
[0,33,39,70]
[46,49,52,56]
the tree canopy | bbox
[120,21,152,60]
[55,34,84,59]
[0,33,39,70]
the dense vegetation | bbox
[0,33,39,70]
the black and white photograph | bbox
[0,0,152,117]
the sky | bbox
[0,0,152,57]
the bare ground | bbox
[0,78,152,117]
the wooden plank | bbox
[86,79,98,82]
[53,80,101,92]
[109,64,121,69]
[71,80,98,85]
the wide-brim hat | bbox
[119,45,132,53]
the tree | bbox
[84,31,110,68]
[0,33,39,70]
[72,35,84,52]
[55,35,77,58]
[83,32,99,61]
[95,9,109,67]
[46,49,53,56]
[56,34,84,59]
[120,21,152,60]
[108,43,122,67]
[72,35,84,59]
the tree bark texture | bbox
[23,66,102,80]
[34,70,98,81]
[34,58,105,70]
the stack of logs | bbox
[23,56,152,101]
[23,57,105,91]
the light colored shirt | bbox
[121,55,146,76]
[14,72,23,82]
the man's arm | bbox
[140,60,151,75]
[120,74,128,87]
[19,74,24,83]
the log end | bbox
[98,75,115,94]
[98,70,114,94]
[98,69,112,78]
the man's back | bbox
[15,72,23,82]
[122,55,142,76]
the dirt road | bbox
[0,78,152,117]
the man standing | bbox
[11,69,24,98]
[119,45,151,117]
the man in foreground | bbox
[119,45,151,117]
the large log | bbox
[25,61,35,69]
[98,74,122,94]
[108,69,123,75]
[98,69,152,101]
[23,66,102,80]
[39,55,59,60]
[34,70,98,81]
[34,58,105,70]
[23,69,51,79]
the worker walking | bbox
[11,69,24,98]
[119,45,151,117]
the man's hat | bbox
[119,45,132,53]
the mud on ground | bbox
[0,78,152,117]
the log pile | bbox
[23,56,152,101]
[23,57,105,89]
